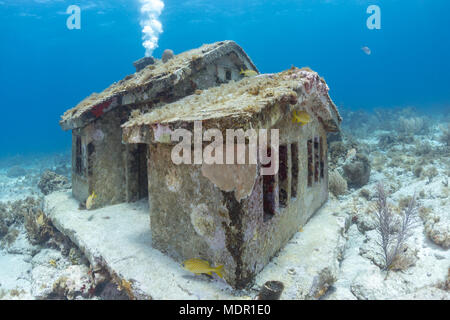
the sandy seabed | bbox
[0,110,449,300]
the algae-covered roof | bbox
[60,40,257,131]
[122,67,341,144]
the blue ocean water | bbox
[0,0,449,157]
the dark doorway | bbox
[126,144,149,202]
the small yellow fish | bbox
[86,192,97,210]
[292,110,311,126]
[49,259,57,267]
[299,226,304,232]
[240,68,258,78]
[36,213,45,226]
[183,258,224,278]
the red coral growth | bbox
[91,99,113,118]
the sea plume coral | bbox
[398,116,428,135]
[440,123,450,147]
[24,208,54,245]
[374,183,419,270]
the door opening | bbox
[126,143,149,202]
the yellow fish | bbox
[36,213,45,226]
[86,192,97,210]
[292,110,311,126]
[240,68,258,77]
[183,258,224,278]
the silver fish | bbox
[361,46,371,55]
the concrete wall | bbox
[238,115,329,288]
[146,113,329,289]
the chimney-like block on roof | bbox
[133,56,155,72]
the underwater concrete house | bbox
[122,67,341,288]
[59,41,258,207]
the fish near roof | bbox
[122,67,342,145]
[59,40,258,131]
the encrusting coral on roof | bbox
[60,40,257,131]
[122,67,341,144]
